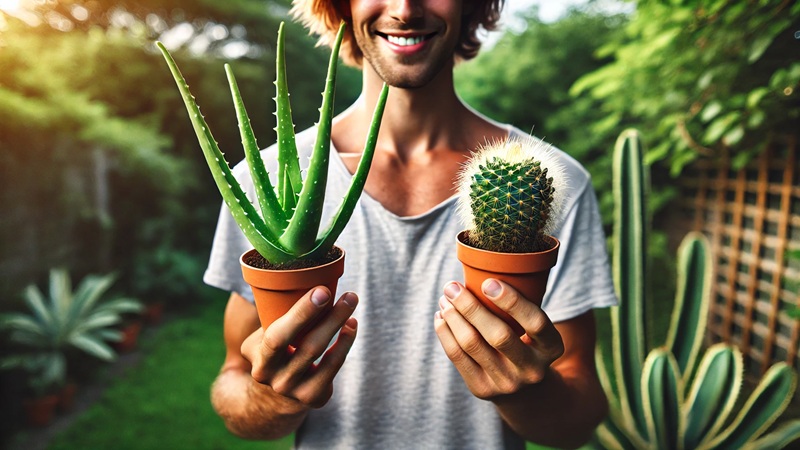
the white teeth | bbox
[386,35,424,46]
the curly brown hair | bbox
[290,0,505,67]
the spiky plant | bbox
[593,129,800,450]
[0,269,143,394]
[456,136,565,253]
[157,22,388,266]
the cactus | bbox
[456,136,565,253]
[592,129,800,450]
[157,22,388,266]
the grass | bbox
[47,296,292,450]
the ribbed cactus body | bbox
[468,157,555,253]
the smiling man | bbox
[204,1,617,449]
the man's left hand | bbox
[433,279,565,400]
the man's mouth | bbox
[377,32,435,47]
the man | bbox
[204,1,617,448]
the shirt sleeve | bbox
[541,178,618,322]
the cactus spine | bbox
[158,22,388,265]
[456,137,564,253]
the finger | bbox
[434,310,496,399]
[294,317,358,408]
[444,282,527,361]
[482,279,563,359]
[438,293,503,370]
[261,287,332,359]
[284,293,359,380]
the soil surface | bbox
[244,247,342,270]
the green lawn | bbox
[48,297,292,450]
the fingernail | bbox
[311,288,330,306]
[434,310,443,320]
[342,292,358,308]
[444,282,461,300]
[438,296,448,310]
[482,279,502,298]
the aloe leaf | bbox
[642,349,681,450]
[157,42,293,263]
[274,22,302,211]
[69,333,117,361]
[666,233,712,380]
[71,273,116,321]
[742,420,800,450]
[307,82,389,259]
[50,269,71,319]
[21,285,53,328]
[279,21,347,254]
[596,345,621,415]
[611,129,648,437]
[683,344,742,449]
[225,63,288,232]
[596,421,637,450]
[707,362,796,449]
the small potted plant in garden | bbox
[0,269,143,422]
[455,136,565,336]
[157,22,389,329]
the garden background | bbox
[1,0,798,448]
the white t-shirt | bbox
[204,125,617,449]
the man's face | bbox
[349,0,464,89]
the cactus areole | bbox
[455,137,564,336]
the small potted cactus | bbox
[158,22,388,328]
[455,136,565,336]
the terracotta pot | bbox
[143,302,165,325]
[23,394,59,427]
[57,381,78,412]
[240,247,345,330]
[114,321,143,353]
[456,230,560,336]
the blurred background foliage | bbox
[0,0,798,446]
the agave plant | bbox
[593,129,800,449]
[455,136,565,253]
[157,22,388,266]
[0,269,143,394]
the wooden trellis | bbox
[681,136,799,375]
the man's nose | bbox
[387,0,424,23]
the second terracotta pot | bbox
[240,247,345,330]
[456,230,560,337]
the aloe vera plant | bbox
[594,129,800,449]
[157,22,388,265]
[455,136,565,253]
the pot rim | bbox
[456,230,559,273]
[239,246,345,274]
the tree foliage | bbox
[572,0,800,175]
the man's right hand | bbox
[240,287,359,409]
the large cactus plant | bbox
[158,22,388,266]
[456,136,565,253]
[594,129,800,449]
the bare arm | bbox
[434,280,607,449]
[211,289,358,440]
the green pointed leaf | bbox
[69,334,117,361]
[612,129,649,437]
[709,363,796,449]
[666,233,712,378]
[156,42,293,263]
[742,420,800,450]
[49,269,71,318]
[684,344,742,449]
[308,82,389,259]
[21,285,53,328]
[274,21,303,209]
[70,273,116,321]
[279,21,347,254]
[642,349,681,450]
[225,63,288,232]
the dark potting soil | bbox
[243,247,342,270]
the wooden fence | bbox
[682,136,799,375]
